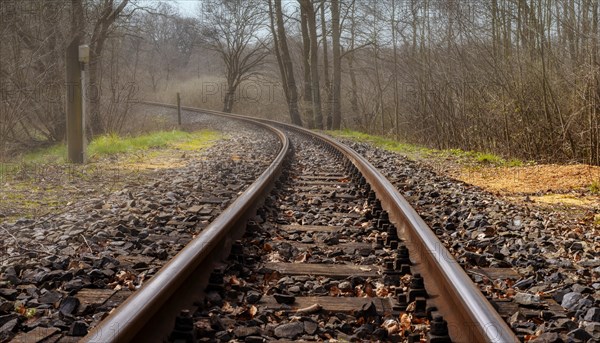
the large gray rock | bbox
[274,322,304,339]
[585,322,600,339]
[514,292,541,306]
[584,307,600,322]
[561,292,582,310]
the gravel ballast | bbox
[0,109,279,342]
[339,139,599,342]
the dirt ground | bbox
[0,149,205,221]
[451,163,600,226]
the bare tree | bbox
[199,0,270,113]
[300,1,314,128]
[268,0,303,126]
[320,0,333,129]
[331,0,342,129]
[86,0,131,135]
[300,0,323,129]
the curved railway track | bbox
[83,103,517,343]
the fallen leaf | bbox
[221,302,234,314]
[400,313,412,331]
[382,318,400,335]
[228,275,241,286]
[263,243,272,252]
[375,284,389,297]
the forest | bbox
[0,0,598,165]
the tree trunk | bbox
[300,2,314,128]
[300,0,323,129]
[321,0,332,129]
[346,1,359,124]
[223,82,236,113]
[272,0,302,126]
[331,0,342,129]
[391,0,400,138]
[88,0,130,136]
[268,0,289,104]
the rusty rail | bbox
[82,105,290,343]
[82,103,518,343]
[298,130,518,343]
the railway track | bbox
[80,103,517,343]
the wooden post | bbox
[177,92,182,126]
[66,39,85,163]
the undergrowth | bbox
[1,129,222,220]
[20,130,221,164]
[329,129,522,167]
[590,181,600,195]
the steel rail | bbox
[83,102,518,343]
[177,105,519,343]
[295,130,519,343]
[82,105,290,343]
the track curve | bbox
[83,106,290,343]
[82,103,518,343]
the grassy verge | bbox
[1,130,222,220]
[21,130,221,164]
[328,129,523,167]
[590,181,600,195]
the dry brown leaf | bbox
[126,281,136,291]
[524,334,539,342]
[228,275,241,286]
[15,303,26,316]
[221,302,234,314]
[263,271,281,286]
[375,284,389,297]
[531,317,544,325]
[382,319,400,335]
[296,252,309,263]
[400,313,412,331]
[231,306,247,317]
[400,274,412,284]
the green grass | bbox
[23,144,68,164]
[330,129,436,156]
[328,129,522,167]
[20,130,221,164]
[590,181,600,195]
